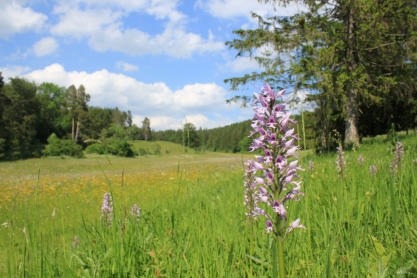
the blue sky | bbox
[0,0,308,130]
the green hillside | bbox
[130,140,196,155]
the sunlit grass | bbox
[0,135,416,277]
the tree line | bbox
[0,74,257,159]
[0,75,152,160]
[153,120,253,153]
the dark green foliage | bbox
[85,143,106,154]
[64,84,90,142]
[142,117,152,141]
[127,124,144,140]
[183,123,200,149]
[43,133,83,158]
[0,78,41,159]
[0,76,144,160]
[83,107,113,139]
[0,138,5,159]
[199,120,252,152]
[154,120,252,152]
[106,138,136,157]
[153,143,161,155]
[100,124,128,140]
[85,139,136,157]
[36,83,69,142]
[112,107,129,127]
[238,136,251,153]
[137,148,149,156]
[0,72,3,90]
[225,0,417,148]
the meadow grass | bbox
[0,136,416,277]
[130,140,197,155]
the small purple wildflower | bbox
[243,160,262,223]
[130,204,141,221]
[369,165,376,176]
[73,236,80,247]
[265,220,273,234]
[358,155,364,166]
[101,192,113,224]
[336,145,346,176]
[286,218,305,236]
[244,84,305,238]
[369,165,377,176]
[309,160,314,171]
[390,141,404,176]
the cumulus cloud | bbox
[33,37,59,56]
[80,0,184,21]
[223,56,260,73]
[51,6,121,38]
[88,23,224,58]
[200,0,307,19]
[116,61,139,72]
[136,115,182,130]
[50,0,223,57]
[22,63,234,129]
[0,65,31,80]
[0,1,47,38]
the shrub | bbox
[137,148,149,156]
[43,133,83,158]
[106,139,136,157]
[85,143,106,154]
[0,138,5,159]
[153,143,161,155]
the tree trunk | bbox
[71,117,75,141]
[75,120,80,142]
[321,122,328,153]
[344,89,359,146]
[344,5,360,147]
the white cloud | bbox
[221,43,276,74]
[173,83,226,111]
[224,56,260,72]
[134,114,235,130]
[0,65,31,80]
[116,61,139,72]
[201,0,307,19]
[22,64,233,129]
[144,0,185,22]
[0,1,47,38]
[285,89,317,114]
[50,0,223,57]
[33,37,59,56]
[137,115,182,130]
[88,22,224,58]
[51,6,121,38]
[79,0,184,21]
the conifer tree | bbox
[226,0,417,146]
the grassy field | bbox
[0,135,416,277]
[130,140,197,155]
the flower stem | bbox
[249,224,254,277]
[273,215,285,277]
[272,236,286,278]
[277,236,286,278]
[272,236,278,278]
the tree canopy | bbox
[225,0,417,148]
[0,76,150,160]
